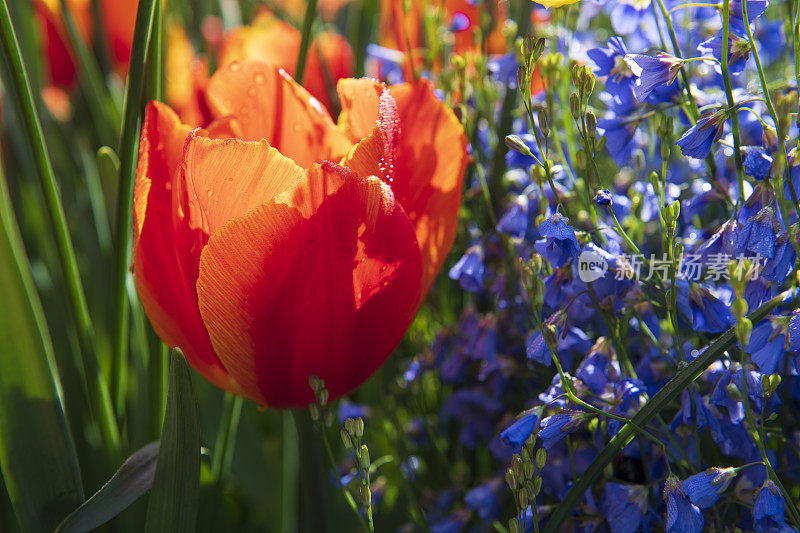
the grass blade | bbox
[145,350,201,531]
[56,442,159,533]
[0,0,119,451]
[109,0,157,416]
[0,155,83,533]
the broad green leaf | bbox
[145,350,200,531]
[56,442,159,533]
[0,160,83,532]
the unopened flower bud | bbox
[505,134,533,156]
[586,110,597,138]
[536,448,546,470]
[538,109,550,137]
[359,444,370,469]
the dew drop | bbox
[253,72,266,84]
[229,61,241,72]
[308,97,324,115]
[247,87,257,97]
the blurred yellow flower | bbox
[534,0,580,7]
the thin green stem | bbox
[313,414,370,531]
[741,0,800,220]
[210,394,243,484]
[0,0,119,451]
[721,0,746,203]
[295,0,319,84]
[110,0,158,417]
[148,0,164,102]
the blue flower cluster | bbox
[371,0,800,531]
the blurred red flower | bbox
[134,61,468,407]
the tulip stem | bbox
[291,410,329,533]
[295,0,319,85]
[109,0,158,419]
[0,0,120,452]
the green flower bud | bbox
[506,469,517,490]
[505,134,533,156]
[359,444,370,469]
[586,110,597,138]
[536,448,546,470]
[570,92,580,119]
[533,37,546,62]
[731,298,749,320]
[735,318,753,349]
[341,428,353,449]
[538,109,550,137]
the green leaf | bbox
[542,289,797,532]
[56,442,159,533]
[0,155,83,532]
[145,350,201,531]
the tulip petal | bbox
[133,101,236,393]
[218,11,353,114]
[196,162,423,407]
[181,133,305,237]
[389,80,468,297]
[205,61,352,169]
[166,21,211,127]
[337,78,384,143]
[341,79,469,299]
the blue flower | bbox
[743,147,774,181]
[747,317,789,375]
[464,479,504,522]
[753,481,787,532]
[698,34,751,76]
[597,112,638,165]
[338,403,369,425]
[594,189,613,205]
[499,412,540,452]
[601,482,647,533]
[588,36,636,105]
[366,44,405,84]
[675,281,734,333]
[624,53,684,101]
[695,219,739,265]
[576,349,620,395]
[608,0,654,35]
[488,53,519,87]
[448,245,485,293]
[736,206,778,260]
[682,467,737,509]
[538,410,588,449]
[762,233,797,284]
[535,213,581,267]
[663,476,705,533]
[676,112,726,159]
[727,0,769,38]
[756,20,785,64]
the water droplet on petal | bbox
[308,97,324,115]
[253,72,265,84]
[247,87,257,97]
[229,61,241,72]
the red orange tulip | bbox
[134,61,468,407]
[167,9,354,121]
[34,0,138,87]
